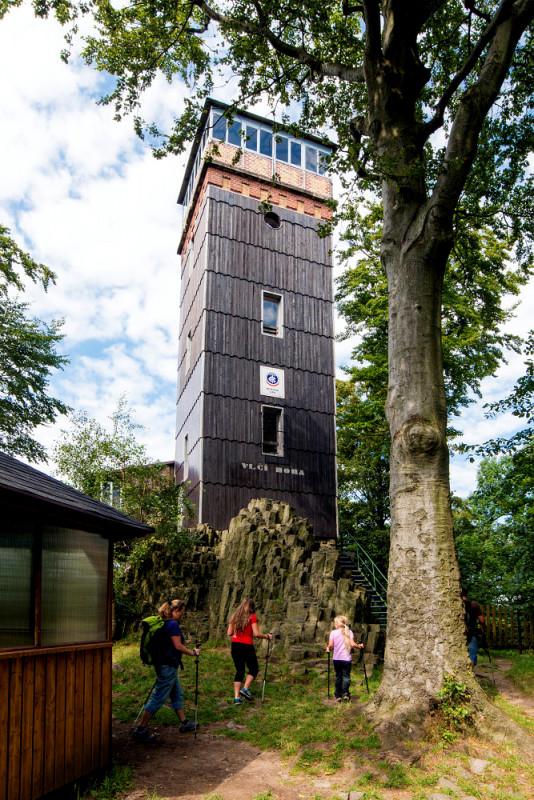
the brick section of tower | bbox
[179,164,333,255]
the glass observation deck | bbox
[178,101,334,213]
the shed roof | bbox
[0,451,154,538]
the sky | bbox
[1,6,531,497]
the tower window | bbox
[185,331,192,373]
[290,141,302,167]
[264,211,281,229]
[213,113,226,141]
[260,130,272,156]
[318,151,329,175]
[246,125,258,151]
[305,146,318,172]
[262,291,283,336]
[262,406,284,456]
[183,434,189,480]
[275,136,289,162]
[228,120,242,146]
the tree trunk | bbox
[371,201,482,727]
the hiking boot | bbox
[239,687,253,701]
[132,725,158,743]
[342,694,351,702]
[233,697,243,705]
[179,719,198,733]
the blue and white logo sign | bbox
[260,366,285,398]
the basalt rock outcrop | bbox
[121,498,382,660]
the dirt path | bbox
[113,659,534,800]
[113,720,363,800]
[476,658,534,718]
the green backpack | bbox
[139,615,166,665]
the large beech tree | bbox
[15,0,533,728]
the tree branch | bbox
[362,0,382,61]
[431,0,534,221]
[463,0,492,22]
[423,0,522,138]
[196,0,364,82]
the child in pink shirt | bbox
[326,615,364,701]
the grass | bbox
[84,765,133,799]
[111,639,534,799]
[113,636,381,774]
[499,649,534,694]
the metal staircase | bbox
[338,543,388,630]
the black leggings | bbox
[231,642,259,682]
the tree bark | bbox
[371,215,479,726]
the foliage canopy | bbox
[0,224,68,462]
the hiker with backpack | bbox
[133,599,200,743]
[227,598,272,705]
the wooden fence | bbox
[482,605,534,651]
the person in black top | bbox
[461,589,485,667]
[133,599,200,743]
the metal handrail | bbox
[344,541,388,607]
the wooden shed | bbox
[0,452,153,800]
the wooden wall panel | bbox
[203,353,336,413]
[20,659,35,800]
[100,647,112,767]
[202,396,336,454]
[179,242,207,329]
[8,658,22,800]
[206,272,334,337]
[206,234,332,299]
[199,483,337,539]
[0,645,113,800]
[64,652,76,784]
[175,430,202,491]
[53,654,66,789]
[0,660,8,800]
[204,312,334,374]
[202,439,336,495]
[207,187,332,264]
[32,657,46,798]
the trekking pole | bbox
[360,647,370,695]
[194,645,200,740]
[327,650,331,698]
[134,679,157,726]
[261,636,272,703]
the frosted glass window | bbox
[42,528,109,645]
[0,531,34,648]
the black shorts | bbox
[231,642,259,682]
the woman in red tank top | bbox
[227,598,272,704]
